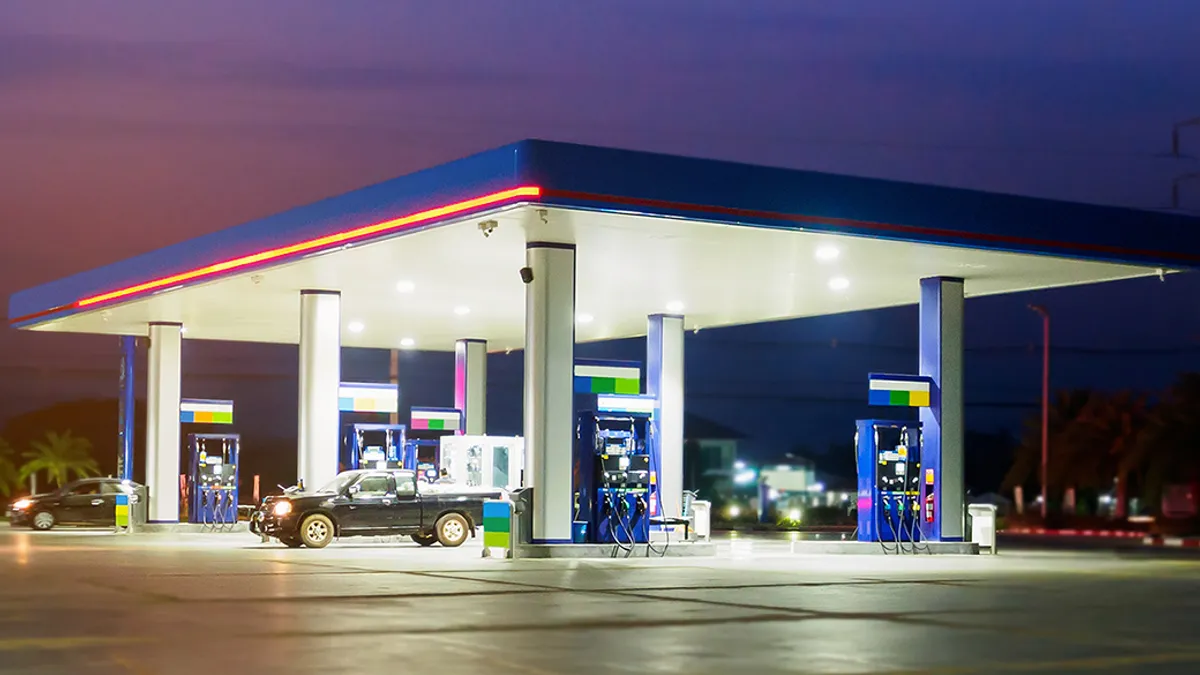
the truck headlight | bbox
[273,501,293,516]
[12,499,32,510]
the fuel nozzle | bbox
[635,494,647,515]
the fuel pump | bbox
[343,423,406,470]
[855,420,924,552]
[188,433,239,526]
[573,398,657,547]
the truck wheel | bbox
[299,514,334,548]
[411,531,438,547]
[435,513,469,547]
[280,535,303,548]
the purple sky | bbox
[2,1,1200,453]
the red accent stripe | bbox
[10,186,542,325]
[540,188,1200,264]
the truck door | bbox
[339,473,395,533]
[392,474,423,530]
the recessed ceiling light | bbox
[396,280,416,293]
[828,277,850,291]
[399,337,415,348]
[348,321,365,333]
[576,313,594,324]
[453,306,470,316]
[180,326,188,335]
[666,300,685,313]
[815,245,840,261]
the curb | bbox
[1141,536,1200,548]
[1003,527,1144,539]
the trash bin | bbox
[690,500,711,542]
[967,503,998,554]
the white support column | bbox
[298,290,341,492]
[145,322,182,522]
[523,242,576,543]
[919,277,965,541]
[454,339,487,435]
[647,314,685,519]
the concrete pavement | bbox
[1,528,1198,674]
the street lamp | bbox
[1029,304,1050,519]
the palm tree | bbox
[19,430,101,489]
[1135,374,1200,512]
[1004,389,1091,500]
[1058,391,1150,517]
[0,436,20,498]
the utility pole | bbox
[1029,305,1050,519]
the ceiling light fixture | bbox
[399,337,415,348]
[348,321,365,333]
[395,280,416,293]
[453,306,470,316]
[665,301,685,313]
[576,313,594,324]
[815,245,840,261]
[828,277,850,291]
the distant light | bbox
[788,509,801,521]
[815,245,840,261]
[396,280,416,293]
[180,326,188,335]
[453,306,470,316]
[812,482,825,492]
[734,460,746,471]
[768,488,780,500]
[733,469,757,485]
[665,300,685,313]
[348,321,365,333]
[727,505,741,518]
[399,337,415,348]
[828,277,850,291]
[576,313,594,324]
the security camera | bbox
[478,220,498,238]
[519,267,534,284]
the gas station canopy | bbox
[9,140,1199,349]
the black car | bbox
[250,469,504,548]
[6,477,145,530]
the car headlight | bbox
[272,501,293,516]
[12,499,32,510]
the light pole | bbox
[1029,305,1050,519]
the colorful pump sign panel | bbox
[868,373,933,407]
[338,382,399,414]
[180,399,234,424]
[411,407,462,431]
[574,360,640,395]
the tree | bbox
[1057,391,1150,517]
[19,430,101,489]
[1134,373,1200,511]
[1004,389,1091,498]
[0,436,19,498]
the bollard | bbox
[481,499,513,558]
[115,492,131,533]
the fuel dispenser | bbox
[855,420,924,551]
[343,423,406,470]
[188,433,239,526]
[572,396,658,546]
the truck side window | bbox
[356,475,391,496]
[395,477,416,498]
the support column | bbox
[455,339,487,435]
[298,290,341,491]
[919,277,965,541]
[117,335,136,482]
[523,242,576,543]
[647,314,685,519]
[145,322,182,522]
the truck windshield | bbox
[316,473,359,495]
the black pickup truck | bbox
[250,469,504,548]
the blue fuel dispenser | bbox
[856,420,925,552]
[188,433,239,526]
[343,423,406,470]
[573,395,659,546]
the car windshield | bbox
[315,472,360,494]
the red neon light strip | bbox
[72,186,541,309]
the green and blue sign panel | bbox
[868,373,933,408]
[574,360,640,395]
[482,499,511,551]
